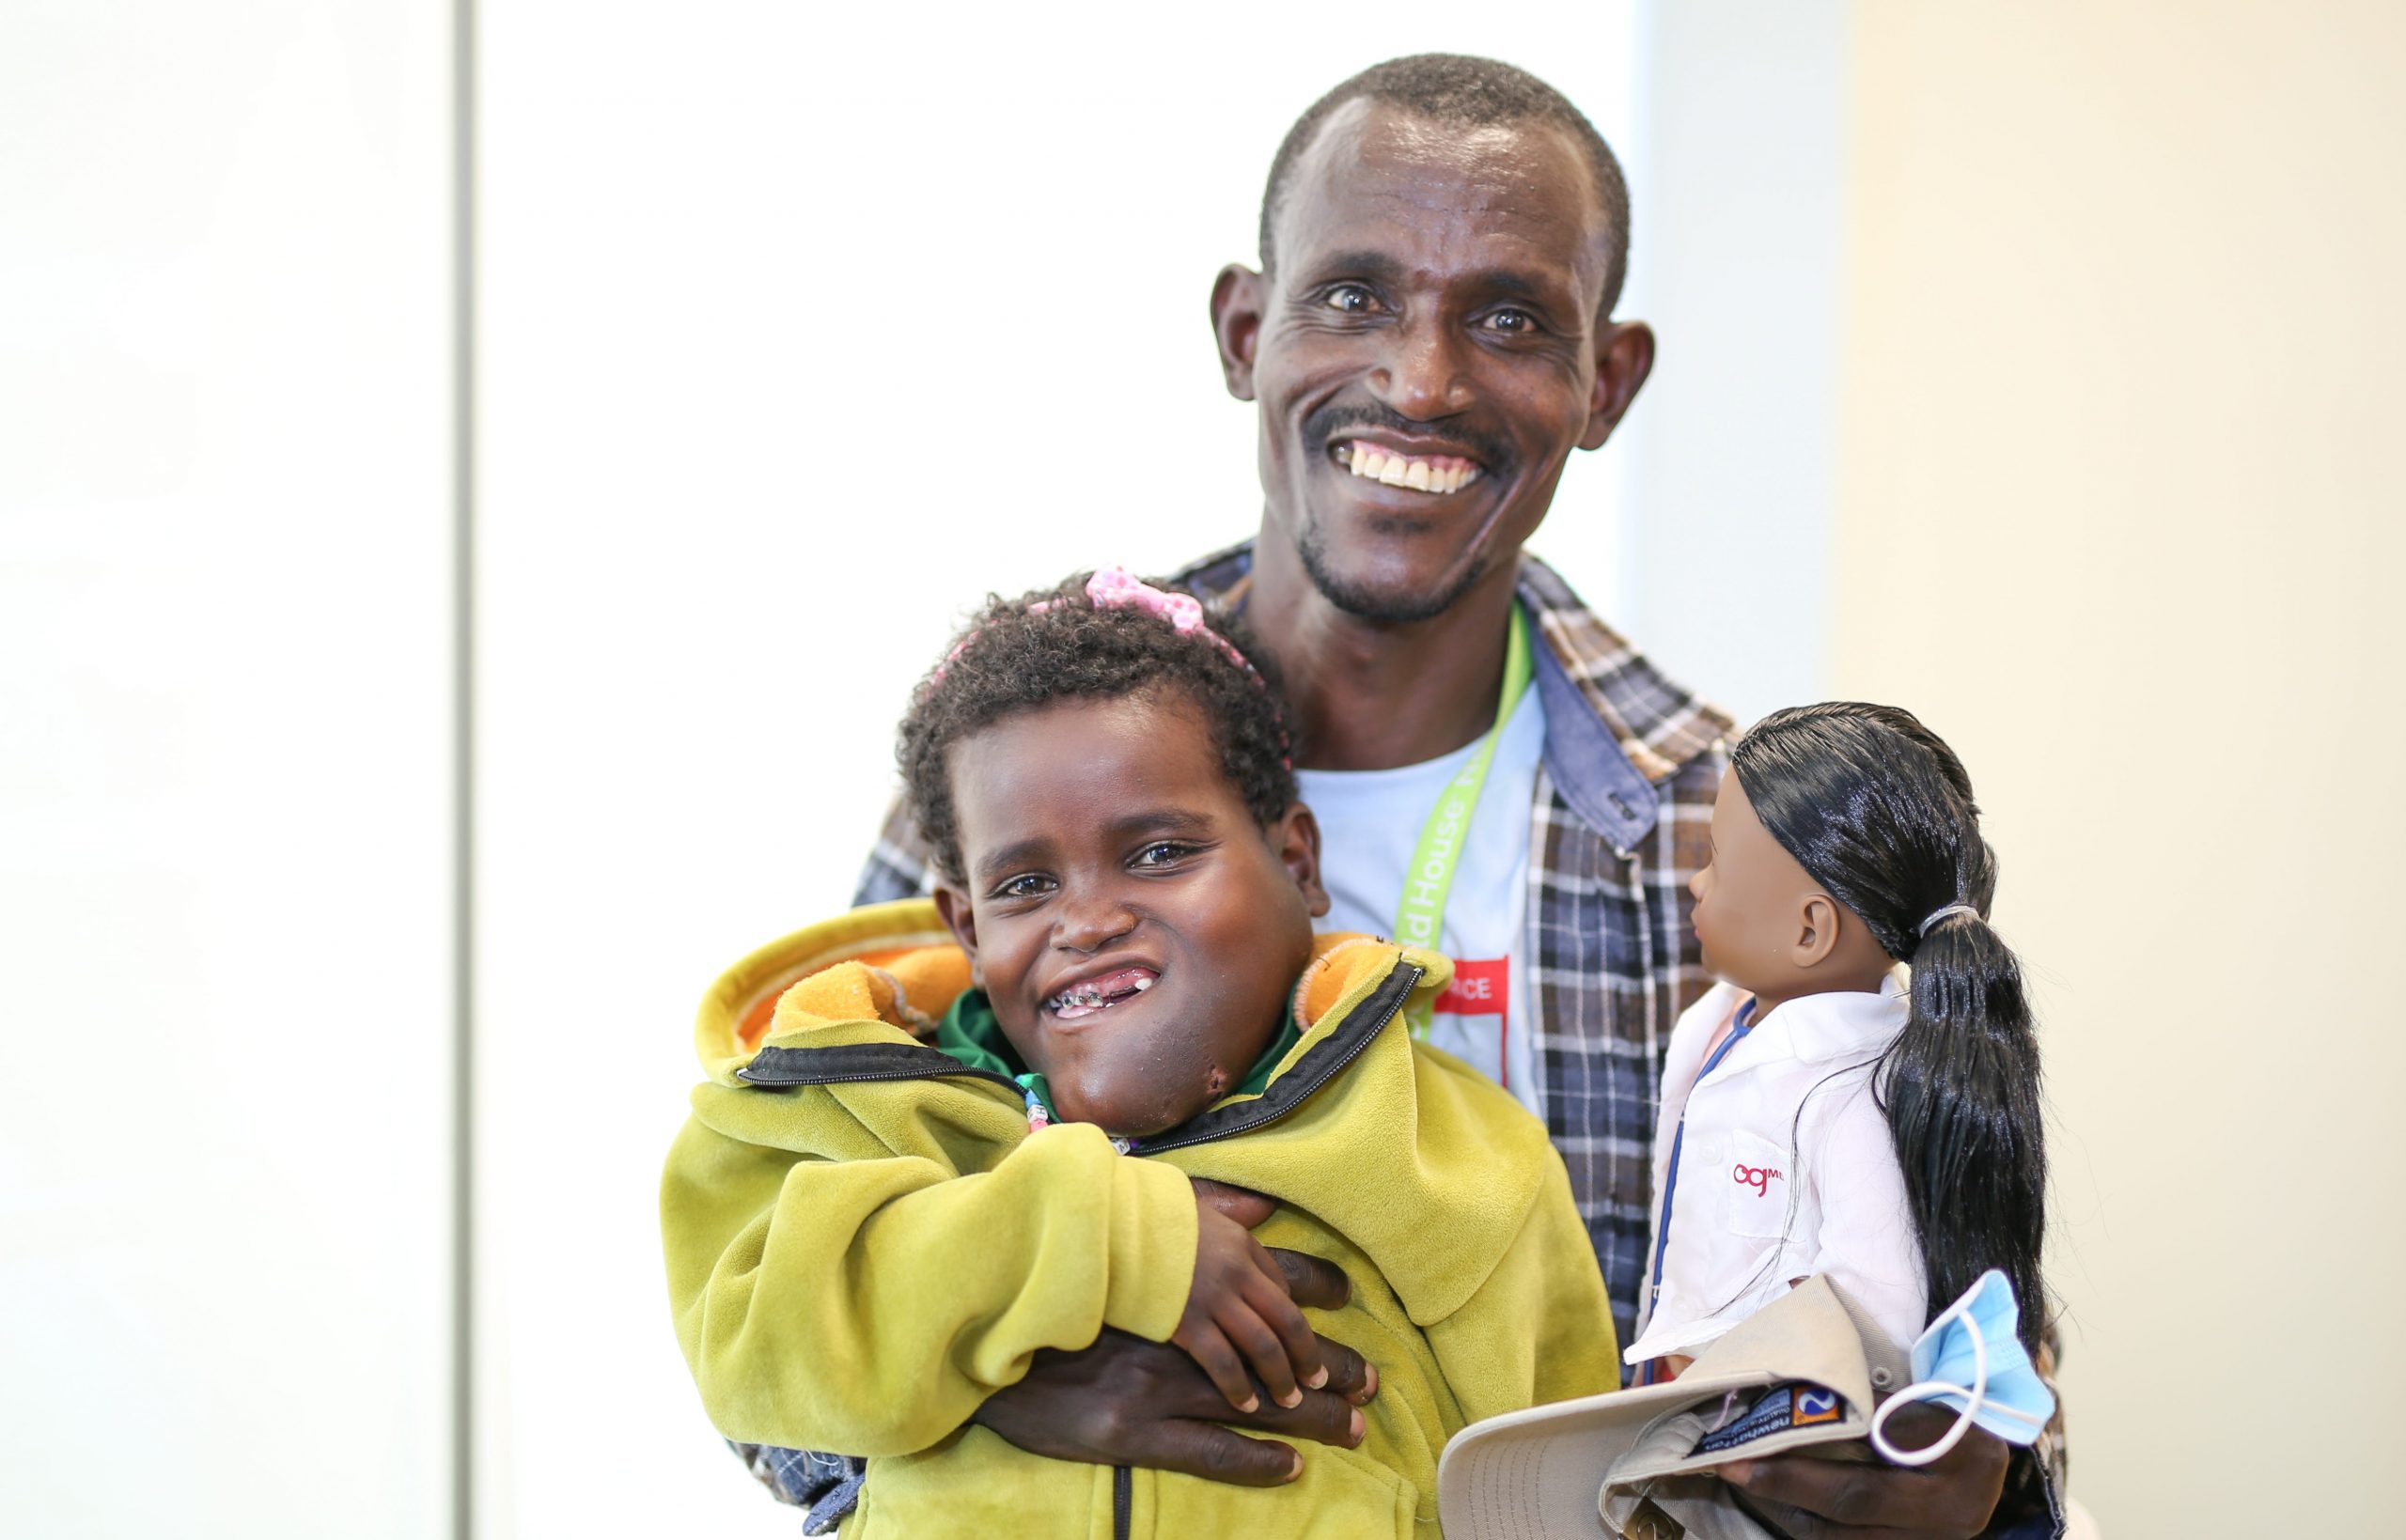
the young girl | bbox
[1625,702,2048,1386]
[662,568,1617,1538]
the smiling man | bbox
[787,54,2062,1539]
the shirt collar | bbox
[1170,542,1732,851]
[1510,554,1730,787]
[1743,975,1909,1066]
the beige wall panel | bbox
[1836,3,2404,1530]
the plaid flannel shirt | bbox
[736,540,2065,1536]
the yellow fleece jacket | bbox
[662,898,1618,1538]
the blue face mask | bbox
[1867,1269,2055,1467]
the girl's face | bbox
[931,691,1329,1137]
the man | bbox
[757,54,2059,1538]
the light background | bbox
[7,3,2398,1535]
[2,4,455,1536]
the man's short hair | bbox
[1258,53,1633,318]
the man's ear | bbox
[932,883,983,985]
[1578,319,1656,451]
[1273,803,1330,919]
[1211,264,1266,402]
[1792,893,1843,969]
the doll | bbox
[1625,702,2047,1393]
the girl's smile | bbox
[1041,964,1158,1022]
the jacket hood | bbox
[693,899,967,1086]
[692,897,1456,1099]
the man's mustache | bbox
[1302,403,1513,474]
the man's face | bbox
[931,692,1327,1138]
[1217,101,1645,622]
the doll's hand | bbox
[1719,1403,2009,1538]
[1171,1193,1329,1413]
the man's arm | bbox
[852,792,935,906]
[722,1442,862,1532]
[962,1181,1379,1487]
[1720,1381,2063,1539]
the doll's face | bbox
[1689,767,1889,1016]
[1690,769,1811,995]
[931,690,1328,1137]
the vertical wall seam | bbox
[450,0,477,1536]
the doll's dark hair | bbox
[898,573,1298,886]
[1730,702,2049,1352]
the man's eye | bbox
[1483,307,1538,334]
[1323,285,1376,315]
[1133,842,1194,867]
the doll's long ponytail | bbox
[1730,703,2049,1353]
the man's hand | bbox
[1718,1406,2009,1539]
[968,1179,1379,1486]
[970,1326,1377,1486]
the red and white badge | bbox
[1428,956,1514,1090]
[1435,956,1509,1017]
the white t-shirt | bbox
[1295,679,1546,1113]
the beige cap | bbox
[1436,1276,1910,1540]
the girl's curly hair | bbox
[898,573,1297,885]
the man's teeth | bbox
[1343,443,1482,494]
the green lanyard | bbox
[1393,604,1533,1035]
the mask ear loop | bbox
[1867,1291,2046,1467]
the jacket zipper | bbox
[1102,970,1409,1540]
[739,962,1419,1155]
[737,1047,1023,1094]
[751,1065,1022,1092]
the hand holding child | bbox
[970,1180,1376,1486]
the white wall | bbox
[0,4,455,1536]
[473,7,1643,1534]
[1834,4,2406,1532]
[1623,2,1847,727]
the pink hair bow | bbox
[928,567,1286,775]
[1062,565,1260,681]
